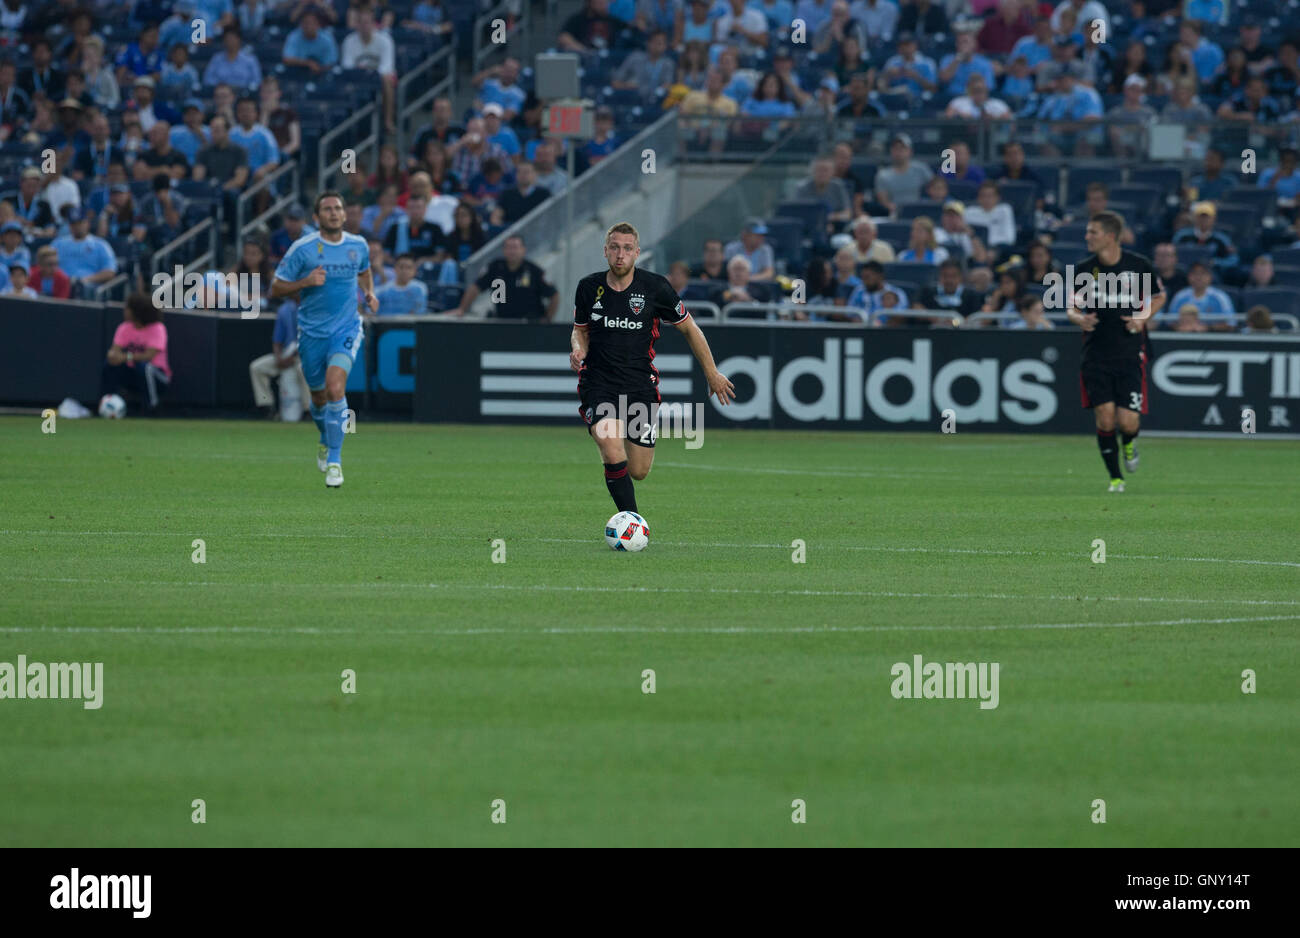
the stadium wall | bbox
[4,302,1298,437]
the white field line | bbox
[2,575,1298,607]
[2,529,1295,568]
[0,614,1295,637]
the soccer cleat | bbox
[325,463,343,488]
[1123,441,1139,473]
[1108,479,1125,493]
[317,444,329,472]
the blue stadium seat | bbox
[774,200,827,236]
[1066,165,1115,205]
[850,159,877,191]
[885,263,938,289]
[875,221,912,249]
[946,180,980,203]
[430,285,463,311]
[896,201,941,222]
[1052,242,1091,266]
[1268,246,1300,267]
[1221,187,1277,218]
[764,217,805,270]
[1054,222,1089,244]
[1268,266,1300,288]
[995,180,1038,229]
[1241,288,1300,318]
[1174,243,1217,269]
[681,280,718,303]
[1214,205,1261,253]
[1025,161,1061,204]
[1108,184,1165,219]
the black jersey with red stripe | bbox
[573,267,690,391]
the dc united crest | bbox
[629,294,645,315]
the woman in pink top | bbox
[101,293,172,413]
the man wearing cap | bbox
[0,221,31,272]
[4,263,36,297]
[481,104,521,158]
[1166,261,1235,329]
[45,98,90,154]
[1036,63,1102,156]
[724,219,776,281]
[795,157,853,227]
[50,206,117,295]
[130,77,179,134]
[1106,73,1156,159]
[874,133,933,213]
[271,204,315,264]
[880,32,938,97]
[203,24,263,91]
[169,100,211,164]
[1172,202,1239,273]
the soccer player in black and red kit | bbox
[569,222,735,514]
[1069,211,1165,493]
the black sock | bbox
[604,461,637,513]
[1121,428,1139,447]
[1097,430,1122,479]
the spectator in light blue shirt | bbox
[794,0,833,34]
[51,208,118,287]
[1183,0,1228,27]
[376,255,430,315]
[741,73,798,118]
[1166,262,1236,327]
[230,97,281,178]
[481,105,521,157]
[475,58,528,120]
[1176,21,1224,84]
[282,10,339,73]
[179,0,235,36]
[170,101,212,163]
[1009,18,1054,70]
[204,26,263,91]
[881,34,938,97]
[159,44,201,106]
[1258,149,1300,206]
[748,0,793,29]
[939,31,996,98]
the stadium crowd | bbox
[2,0,1299,346]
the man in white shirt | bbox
[963,181,1017,252]
[715,0,769,54]
[341,5,397,131]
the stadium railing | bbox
[396,44,457,163]
[317,102,381,194]
[151,216,220,282]
[463,109,679,289]
[963,312,1080,329]
[92,273,132,303]
[684,300,721,320]
[235,160,301,261]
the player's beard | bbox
[319,221,344,237]
[608,259,633,277]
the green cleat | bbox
[1108,479,1125,493]
[1123,441,1139,473]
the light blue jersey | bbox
[274,231,370,339]
[376,280,428,315]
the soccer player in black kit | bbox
[1069,211,1165,493]
[570,222,736,514]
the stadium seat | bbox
[1108,184,1165,219]
[995,180,1038,230]
[1065,165,1114,205]
[1174,243,1217,269]
[850,159,877,191]
[885,263,938,289]
[1052,242,1091,266]
[1214,205,1261,253]
[1221,187,1277,218]
[764,217,806,270]
[681,280,719,303]
[896,201,941,222]
[1054,222,1089,244]
[875,221,913,249]
[1241,288,1300,318]
[774,200,827,237]
[1268,246,1300,268]
[946,180,980,203]
[1271,267,1300,287]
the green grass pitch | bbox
[1,415,1297,846]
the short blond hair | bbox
[606,222,639,245]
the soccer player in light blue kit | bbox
[270,192,378,488]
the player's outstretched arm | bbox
[675,317,735,406]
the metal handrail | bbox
[92,272,130,302]
[234,159,300,259]
[684,300,721,320]
[397,44,456,160]
[150,216,219,279]
[316,102,380,191]
[962,311,1077,329]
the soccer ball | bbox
[605,511,649,552]
[98,394,126,419]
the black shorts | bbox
[1080,353,1148,414]
[578,379,661,448]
